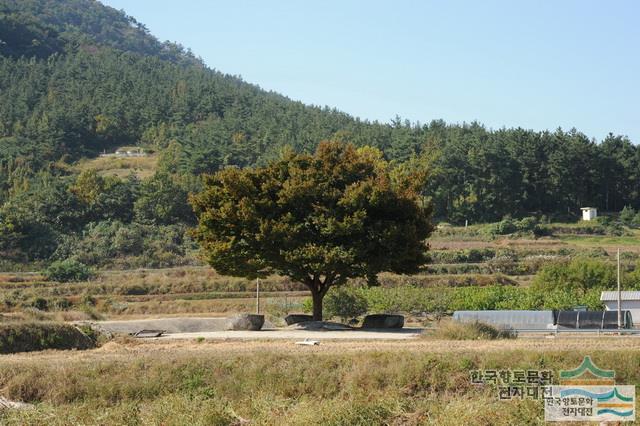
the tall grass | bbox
[1,348,638,424]
[430,321,515,340]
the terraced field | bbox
[1,220,638,325]
[1,220,640,424]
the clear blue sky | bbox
[101,0,640,142]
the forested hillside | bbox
[1,0,638,270]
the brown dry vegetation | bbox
[0,228,634,324]
[74,154,159,179]
[1,339,639,425]
[0,266,523,322]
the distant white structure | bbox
[601,291,640,326]
[581,207,598,221]
[99,148,148,158]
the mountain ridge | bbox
[1,0,639,270]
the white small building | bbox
[581,207,598,221]
[600,291,640,326]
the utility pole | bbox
[256,278,260,315]
[617,248,622,330]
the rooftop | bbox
[600,291,640,301]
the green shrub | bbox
[484,216,542,237]
[345,284,604,314]
[0,322,95,354]
[60,221,194,269]
[76,324,103,344]
[620,205,636,225]
[301,297,313,313]
[361,287,453,314]
[449,286,526,311]
[30,297,49,311]
[43,259,93,283]
[488,217,517,235]
[591,216,627,236]
[324,287,368,321]
[531,258,615,295]
[515,216,539,233]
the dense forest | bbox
[0,0,638,269]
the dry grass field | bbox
[74,153,159,179]
[1,338,640,424]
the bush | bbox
[515,216,539,233]
[76,324,107,345]
[30,297,49,311]
[324,287,368,321]
[485,216,541,237]
[531,258,615,295]
[348,284,604,314]
[620,205,636,225]
[488,217,517,235]
[361,287,449,314]
[61,221,193,269]
[0,322,95,354]
[591,216,627,235]
[450,285,550,311]
[43,259,93,283]
[432,321,515,340]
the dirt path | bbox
[158,328,422,340]
[87,317,234,334]
[84,317,423,341]
[2,336,640,365]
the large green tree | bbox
[191,141,434,320]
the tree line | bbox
[1,0,639,269]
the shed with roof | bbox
[600,291,640,326]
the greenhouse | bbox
[452,310,556,330]
[556,310,633,329]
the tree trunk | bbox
[311,289,323,321]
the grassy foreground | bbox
[1,340,640,425]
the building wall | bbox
[582,209,597,221]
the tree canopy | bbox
[191,141,434,320]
